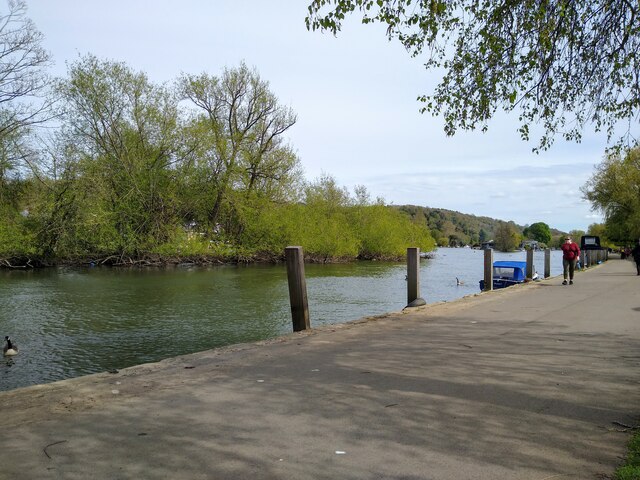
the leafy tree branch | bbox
[306,0,639,151]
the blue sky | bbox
[24,0,609,232]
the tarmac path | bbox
[1,256,639,479]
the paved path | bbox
[1,257,640,480]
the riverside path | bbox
[1,256,639,480]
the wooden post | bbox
[483,248,493,291]
[580,251,586,270]
[285,246,310,331]
[526,249,534,279]
[406,248,426,307]
[544,248,551,278]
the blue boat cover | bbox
[493,261,527,282]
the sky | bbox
[23,0,610,233]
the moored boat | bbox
[479,260,538,290]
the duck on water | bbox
[3,336,18,356]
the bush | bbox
[0,208,37,257]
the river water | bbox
[1,248,563,391]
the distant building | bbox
[521,240,539,250]
[481,240,494,250]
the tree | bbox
[53,55,182,255]
[178,63,299,236]
[523,222,551,244]
[306,0,639,150]
[0,0,52,189]
[582,147,640,241]
[494,221,519,251]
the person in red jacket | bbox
[561,236,581,285]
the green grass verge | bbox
[615,429,640,480]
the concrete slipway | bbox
[1,257,639,480]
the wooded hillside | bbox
[398,205,565,247]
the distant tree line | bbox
[401,204,614,252]
[399,205,574,251]
[399,205,505,247]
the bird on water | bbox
[456,277,465,286]
[3,336,18,356]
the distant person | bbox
[631,241,640,275]
[561,236,580,285]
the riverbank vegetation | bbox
[0,173,436,267]
[0,7,434,267]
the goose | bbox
[3,336,18,356]
[456,277,465,286]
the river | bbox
[1,247,564,391]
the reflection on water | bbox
[0,248,563,391]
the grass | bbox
[615,428,640,480]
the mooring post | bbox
[544,248,551,278]
[285,246,310,332]
[526,249,534,279]
[483,248,493,291]
[406,247,426,307]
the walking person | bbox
[561,236,581,285]
[631,240,640,275]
